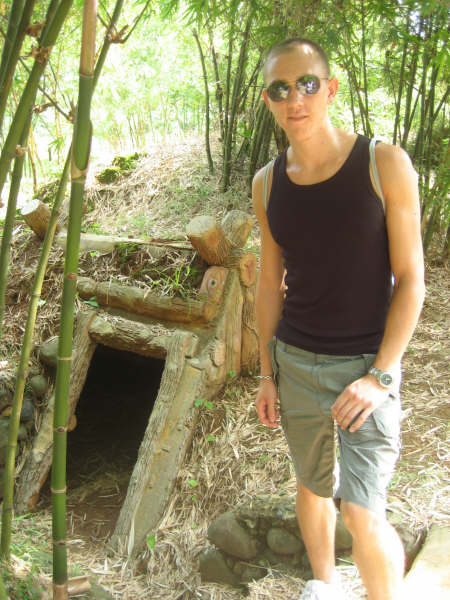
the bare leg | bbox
[341,501,404,600]
[296,481,337,583]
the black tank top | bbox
[267,134,392,355]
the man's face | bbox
[262,45,337,141]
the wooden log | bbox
[55,231,193,255]
[15,311,97,512]
[21,198,58,239]
[221,210,254,248]
[186,215,231,265]
[241,284,259,373]
[88,315,199,359]
[223,249,257,287]
[76,275,225,324]
[110,330,204,554]
[67,576,91,596]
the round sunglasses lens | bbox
[268,82,289,102]
[298,75,320,95]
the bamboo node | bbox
[25,21,46,38]
[109,24,129,43]
[15,145,27,157]
[30,44,53,64]
[57,355,73,362]
[54,426,68,434]
[50,486,67,494]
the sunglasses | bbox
[265,75,328,102]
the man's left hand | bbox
[331,374,390,432]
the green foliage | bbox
[194,397,213,409]
[96,166,121,184]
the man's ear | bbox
[327,77,338,103]
[262,88,271,110]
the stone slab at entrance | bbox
[403,525,450,599]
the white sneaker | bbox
[300,578,345,600]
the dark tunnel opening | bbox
[64,344,165,540]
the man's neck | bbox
[288,125,343,169]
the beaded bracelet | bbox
[256,374,274,380]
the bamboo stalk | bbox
[0,151,70,560]
[0,0,73,199]
[0,572,8,600]
[0,0,24,89]
[51,3,97,596]
[0,110,32,340]
[193,30,214,173]
[0,0,37,131]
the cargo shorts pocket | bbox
[372,395,401,440]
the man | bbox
[253,38,425,600]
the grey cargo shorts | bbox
[268,337,401,515]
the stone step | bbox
[403,524,450,599]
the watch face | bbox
[380,372,393,386]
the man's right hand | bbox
[254,380,280,428]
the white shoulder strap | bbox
[369,138,385,214]
[263,159,275,211]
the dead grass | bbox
[1,138,448,599]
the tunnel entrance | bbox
[65,344,165,541]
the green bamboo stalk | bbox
[0,0,37,132]
[51,2,97,597]
[193,30,214,173]
[92,0,124,89]
[0,570,8,600]
[0,0,73,199]
[0,111,32,340]
[221,11,253,192]
[0,0,24,89]
[0,151,70,561]
[0,0,125,562]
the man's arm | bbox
[332,143,426,432]
[252,165,285,428]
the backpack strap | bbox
[369,138,385,214]
[263,159,275,211]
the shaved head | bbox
[263,38,331,84]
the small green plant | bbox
[82,296,99,308]
[116,241,139,265]
[194,398,212,409]
[206,434,216,442]
[83,222,108,235]
[147,533,156,551]
[188,479,198,488]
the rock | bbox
[0,387,12,412]
[18,423,28,441]
[20,397,35,422]
[266,527,304,555]
[208,511,260,560]
[387,510,425,570]
[29,374,48,398]
[403,525,450,599]
[87,582,114,599]
[198,548,241,587]
[0,418,9,448]
[39,337,59,368]
[335,514,352,551]
[239,563,267,584]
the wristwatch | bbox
[368,366,394,389]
